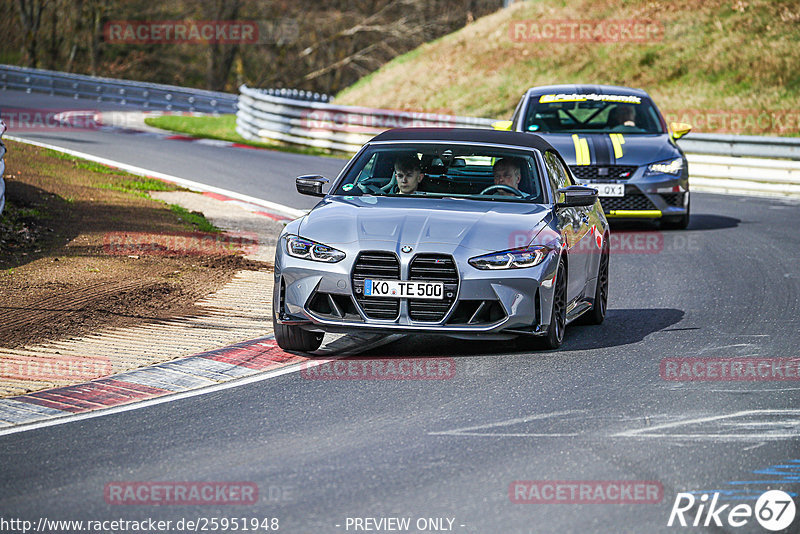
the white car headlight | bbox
[285,235,345,263]
[646,158,683,176]
[469,245,552,270]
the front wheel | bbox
[536,258,567,350]
[580,244,609,325]
[273,314,324,352]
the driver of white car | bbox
[492,158,522,195]
[393,153,425,194]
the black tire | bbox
[661,197,690,230]
[273,314,324,352]
[579,244,609,325]
[536,259,567,350]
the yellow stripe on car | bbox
[609,133,625,159]
[580,137,590,164]
[605,210,662,218]
[572,134,591,165]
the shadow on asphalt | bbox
[15,134,97,144]
[609,214,740,232]
[685,214,740,231]
[561,307,684,351]
[351,307,684,357]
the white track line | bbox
[429,410,585,437]
[612,409,800,440]
[0,359,320,437]
[0,333,403,437]
[5,135,307,219]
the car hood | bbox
[536,133,680,166]
[297,196,551,254]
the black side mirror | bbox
[556,185,598,208]
[296,175,329,197]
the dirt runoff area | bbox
[0,140,270,350]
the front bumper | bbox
[599,184,687,219]
[274,247,560,340]
[572,165,689,220]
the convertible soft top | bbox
[369,127,556,153]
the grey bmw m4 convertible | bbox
[273,128,610,352]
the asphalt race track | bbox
[1,90,800,533]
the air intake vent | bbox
[408,254,458,322]
[600,193,657,212]
[352,252,400,320]
[570,165,637,181]
[446,300,507,325]
[660,192,684,207]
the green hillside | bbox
[335,0,800,136]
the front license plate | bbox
[593,183,625,197]
[364,279,444,300]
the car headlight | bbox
[646,158,683,176]
[285,235,345,263]
[469,245,552,270]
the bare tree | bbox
[86,0,109,76]
[64,0,85,72]
[203,0,242,91]
[16,0,48,67]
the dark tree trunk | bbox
[16,0,47,67]
[204,0,241,91]
[87,0,106,76]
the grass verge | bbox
[144,114,348,158]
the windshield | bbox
[333,143,545,203]
[522,93,666,134]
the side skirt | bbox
[566,299,593,324]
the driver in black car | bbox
[492,158,522,195]
[608,104,637,129]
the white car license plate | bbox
[364,279,444,300]
[593,183,625,197]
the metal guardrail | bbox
[678,133,800,160]
[257,88,332,102]
[686,154,800,197]
[236,84,495,152]
[0,64,238,114]
[677,135,800,197]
